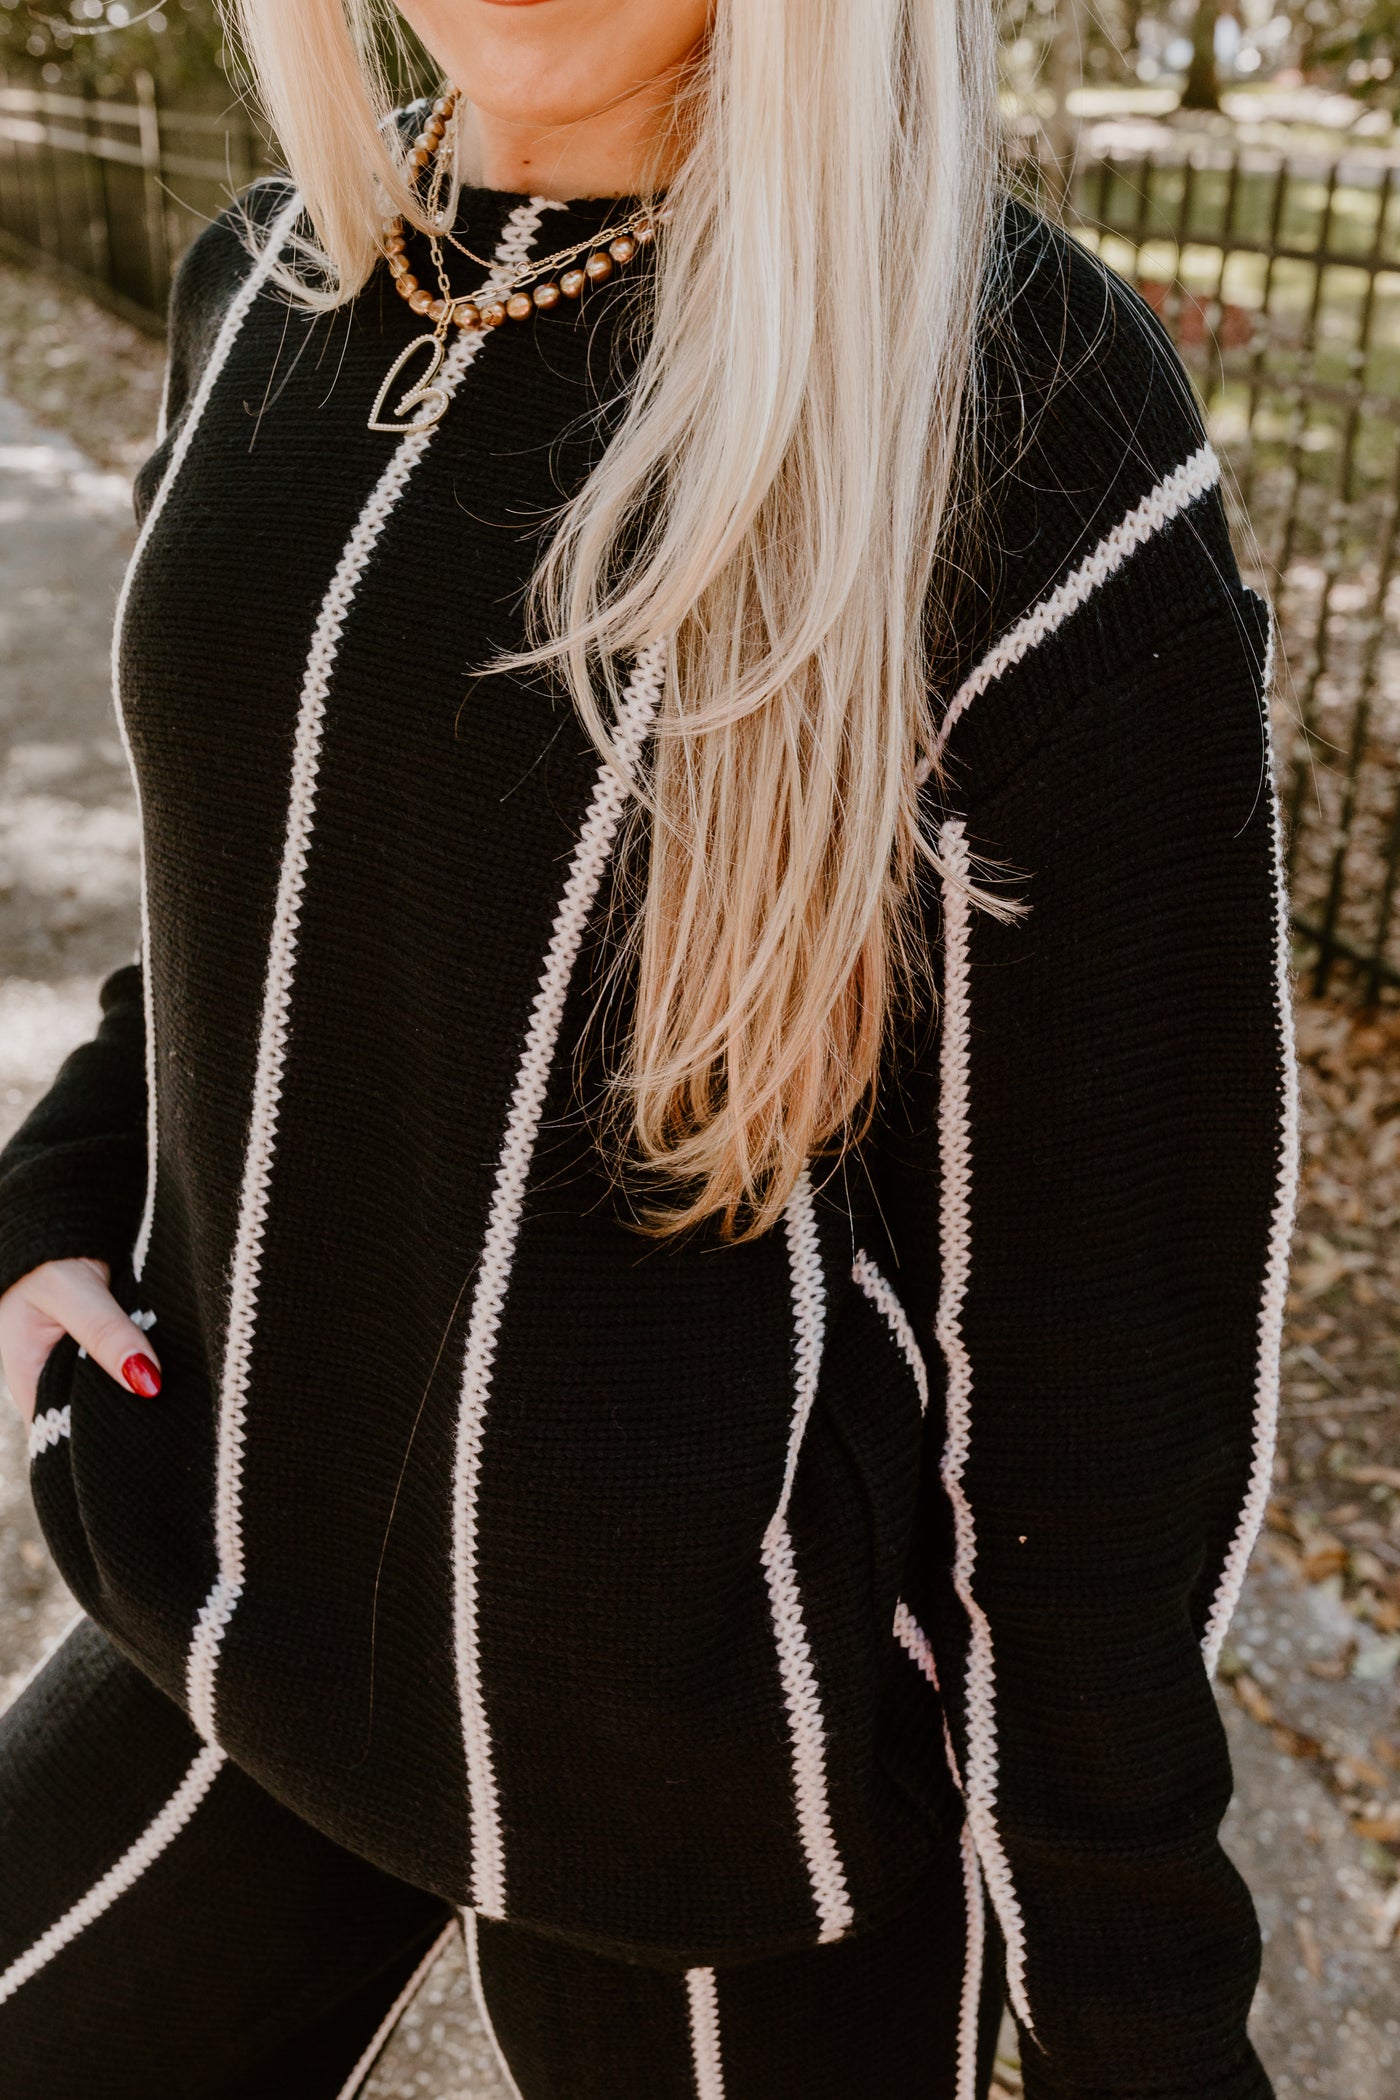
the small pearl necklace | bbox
[368,88,661,436]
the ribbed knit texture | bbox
[0,167,1290,2098]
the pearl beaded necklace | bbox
[368,88,660,433]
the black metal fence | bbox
[1068,134,1400,999]
[0,71,266,330]
[1,74,1398,997]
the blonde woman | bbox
[0,2,1292,2094]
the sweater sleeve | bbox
[875,594,1294,2098]
[0,964,148,1301]
[134,173,299,524]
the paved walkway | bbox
[0,385,1394,2098]
[0,390,145,1704]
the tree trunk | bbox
[1181,0,1220,111]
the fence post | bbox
[0,66,9,249]
[78,81,113,293]
[30,83,58,262]
[133,67,168,313]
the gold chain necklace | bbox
[369,88,662,436]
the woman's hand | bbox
[0,1258,161,1425]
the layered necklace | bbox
[369,87,662,435]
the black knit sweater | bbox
[0,164,1293,2099]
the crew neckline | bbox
[448,183,654,229]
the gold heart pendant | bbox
[368,332,450,434]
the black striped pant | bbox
[0,1623,1001,2099]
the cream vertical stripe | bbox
[686,1966,726,2099]
[893,1598,987,2100]
[935,817,1034,2034]
[862,1249,992,2085]
[861,1230,994,2078]
[760,1167,854,1943]
[453,640,669,1919]
[852,1250,928,1413]
[953,1822,989,2100]
[893,1597,966,1793]
[114,181,305,1283]
[860,1251,990,2091]
[1201,617,1300,1674]
[185,198,558,1747]
[0,1744,226,2007]
[462,1909,526,2100]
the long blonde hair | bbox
[225,0,1003,1240]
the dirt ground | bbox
[0,254,1397,2096]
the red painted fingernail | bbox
[122,1353,161,1397]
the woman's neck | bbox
[456,70,688,200]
